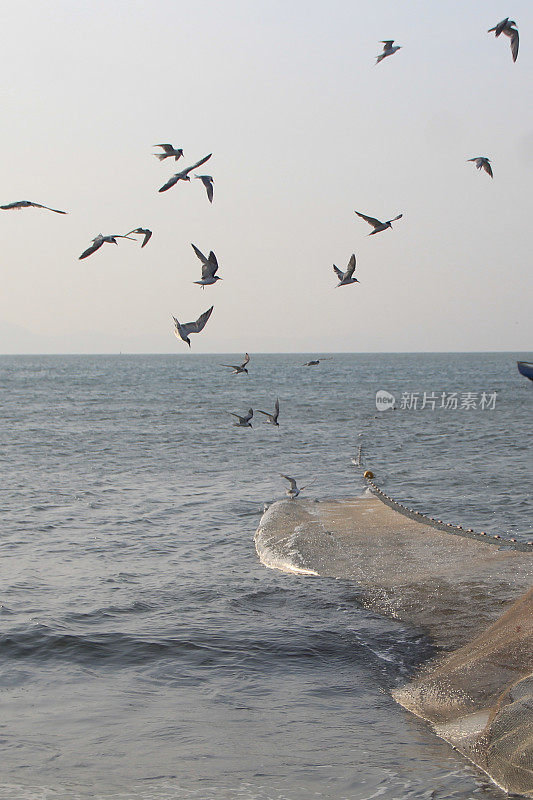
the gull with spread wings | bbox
[257,398,280,426]
[467,157,493,178]
[191,243,222,287]
[488,18,519,62]
[280,475,314,500]
[302,358,333,366]
[354,210,403,235]
[1,200,67,214]
[125,228,153,247]
[221,353,250,375]
[229,408,253,428]
[159,154,212,193]
[78,233,136,260]
[333,254,359,286]
[172,306,214,347]
[195,175,214,203]
[153,144,184,161]
[376,40,401,64]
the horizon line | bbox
[1,350,531,357]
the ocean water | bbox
[0,352,531,800]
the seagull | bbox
[125,227,153,247]
[467,157,493,178]
[159,154,212,193]
[280,474,314,500]
[195,174,214,203]
[257,398,280,426]
[230,408,253,427]
[172,306,214,347]
[376,40,401,64]
[221,353,250,375]
[488,18,519,62]
[0,200,67,214]
[153,144,184,161]
[302,358,333,366]
[78,233,136,260]
[191,243,222,287]
[333,254,359,286]
[354,210,403,235]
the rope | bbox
[360,470,533,553]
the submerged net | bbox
[255,492,533,796]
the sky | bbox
[1,0,532,353]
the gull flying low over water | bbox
[221,353,250,375]
[153,144,184,161]
[191,243,222,287]
[230,408,253,428]
[355,210,403,235]
[0,200,67,214]
[302,357,333,366]
[257,398,280,426]
[280,475,314,500]
[376,40,401,64]
[159,154,212,193]
[195,175,214,203]
[172,306,214,347]
[467,157,493,178]
[125,228,153,247]
[488,18,519,62]
[78,233,136,260]
[333,254,359,286]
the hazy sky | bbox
[1,0,532,353]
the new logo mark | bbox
[375,390,395,411]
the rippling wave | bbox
[0,353,528,800]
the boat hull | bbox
[517,361,533,381]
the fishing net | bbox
[255,493,533,796]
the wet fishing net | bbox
[255,491,533,796]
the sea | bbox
[1,352,531,800]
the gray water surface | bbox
[1,353,531,799]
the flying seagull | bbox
[195,175,214,203]
[125,227,153,247]
[172,306,213,347]
[354,210,403,235]
[467,157,493,178]
[302,357,333,366]
[280,474,314,500]
[78,233,136,260]
[257,398,280,426]
[376,40,401,64]
[230,408,253,428]
[191,243,222,287]
[333,254,359,286]
[488,18,519,62]
[221,353,250,375]
[0,200,67,214]
[153,144,184,161]
[159,154,212,193]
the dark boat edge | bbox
[517,361,533,381]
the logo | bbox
[375,390,396,411]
